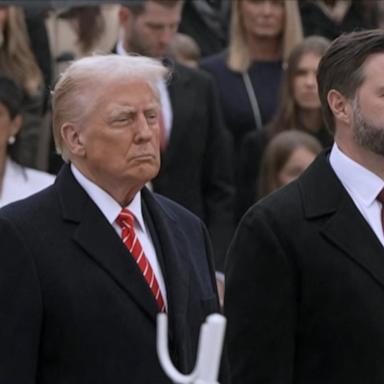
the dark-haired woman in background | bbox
[0,77,53,207]
[0,6,45,169]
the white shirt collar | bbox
[70,164,145,230]
[330,143,384,207]
[116,39,128,56]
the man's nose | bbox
[159,27,175,47]
[136,114,153,141]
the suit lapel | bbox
[56,165,159,322]
[321,196,384,289]
[299,151,384,290]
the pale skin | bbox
[328,53,384,180]
[60,79,161,207]
[239,0,285,61]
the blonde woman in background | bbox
[0,6,44,170]
[201,0,303,221]
[238,36,330,219]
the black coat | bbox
[225,150,384,383]
[300,0,378,40]
[0,165,223,383]
[153,62,234,271]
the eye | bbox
[145,110,158,124]
[295,69,307,77]
[110,112,134,125]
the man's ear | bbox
[118,6,133,26]
[327,89,352,125]
[60,123,86,158]
[9,114,22,137]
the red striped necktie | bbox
[377,189,384,236]
[116,208,166,312]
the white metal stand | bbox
[157,313,226,384]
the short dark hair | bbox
[317,29,384,134]
[121,0,183,15]
[0,76,23,119]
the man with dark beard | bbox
[225,30,384,384]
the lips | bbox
[132,154,156,161]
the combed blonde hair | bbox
[51,54,168,161]
[0,6,42,95]
[227,0,303,73]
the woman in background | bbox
[0,76,54,207]
[0,6,45,169]
[269,35,331,146]
[258,130,322,198]
[201,0,302,146]
[201,0,303,220]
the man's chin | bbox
[137,165,160,182]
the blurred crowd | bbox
[0,0,381,278]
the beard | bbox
[352,97,384,156]
[0,29,4,48]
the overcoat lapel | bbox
[299,151,384,290]
[321,196,384,289]
[56,165,159,322]
[141,188,190,323]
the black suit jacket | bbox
[152,62,234,271]
[225,150,384,384]
[0,165,222,383]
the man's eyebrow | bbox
[107,105,136,116]
[145,103,160,110]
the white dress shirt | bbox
[330,143,384,247]
[71,164,167,306]
[0,157,55,208]
[115,39,173,141]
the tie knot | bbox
[116,208,135,229]
[377,188,384,204]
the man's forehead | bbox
[107,101,160,112]
[140,0,183,16]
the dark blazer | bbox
[225,150,384,384]
[0,165,222,383]
[152,62,234,271]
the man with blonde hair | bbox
[0,54,223,383]
[117,0,234,273]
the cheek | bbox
[277,170,293,187]
[359,99,382,120]
[292,79,302,100]
[239,3,255,26]
[275,9,285,29]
